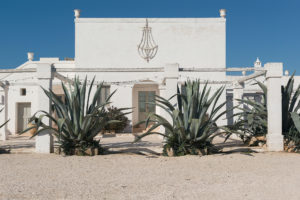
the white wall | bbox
[75,18,226,69]
[6,84,38,134]
[1,60,75,135]
[0,15,229,134]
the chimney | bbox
[27,52,34,61]
[74,9,81,19]
[219,9,226,18]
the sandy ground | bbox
[0,135,298,200]
[1,152,300,199]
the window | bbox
[147,91,155,112]
[20,88,26,96]
[138,91,156,122]
[98,86,110,105]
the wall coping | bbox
[75,18,226,24]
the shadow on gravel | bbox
[102,141,161,148]
[220,148,258,156]
[101,139,162,156]
[1,143,34,149]
[0,147,11,154]
[214,135,261,156]
[103,147,160,156]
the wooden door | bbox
[138,91,155,124]
[17,103,31,133]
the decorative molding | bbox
[181,67,266,72]
[53,72,75,85]
[138,19,158,63]
[237,71,266,84]
[55,67,164,72]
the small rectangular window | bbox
[20,88,26,96]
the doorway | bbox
[132,84,159,133]
[138,91,156,122]
[17,103,31,133]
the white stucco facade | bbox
[0,9,294,152]
[75,18,226,69]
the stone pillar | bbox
[265,63,284,151]
[232,81,244,123]
[36,64,54,153]
[163,63,179,123]
[0,82,9,141]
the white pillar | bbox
[265,63,283,151]
[163,63,179,123]
[0,83,9,141]
[156,63,178,139]
[157,84,166,116]
[36,63,53,153]
[233,81,244,123]
[158,84,166,134]
[164,64,179,104]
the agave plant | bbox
[282,74,300,151]
[134,80,227,156]
[282,74,300,134]
[0,107,10,153]
[228,81,268,143]
[22,77,129,155]
[230,74,300,149]
[0,107,9,132]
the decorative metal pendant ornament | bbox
[138,19,158,63]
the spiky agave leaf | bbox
[230,75,300,148]
[227,80,268,139]
[19,76,130,155]
[134,80,227,156]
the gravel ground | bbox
[0,152,300,200]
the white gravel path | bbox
[0,152,300,200]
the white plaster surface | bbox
[0,14,295,153]
[75,18,226,69]
[265,63,284,151]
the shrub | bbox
[105,106,130,133]
[22,77,128,155]
[134,80,227,156]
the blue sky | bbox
[0,0,299,74]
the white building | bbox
[0,9,295,152]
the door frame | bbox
[16,102,31,133]
[132,84,159,133]
[138,90,156,123]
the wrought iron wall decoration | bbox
[137,19,158,63]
